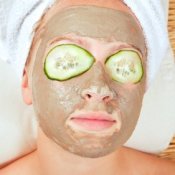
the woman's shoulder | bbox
[0,151,39,175]
[130,147,175,175]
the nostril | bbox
[102,96,111,102]
[87,94,92,98]
[85,94,92,100]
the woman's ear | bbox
[21,68,33,105]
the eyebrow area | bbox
[46,34,144,61]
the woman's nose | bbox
[81,87,114,103]
[81,64,114,103]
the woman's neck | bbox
[36,129,129,175]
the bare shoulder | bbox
[152,155,175,175]
[0,151,39,175]
[125,147,175,175]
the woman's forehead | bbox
[42,5,146,56]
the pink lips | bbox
[69,112,117,131]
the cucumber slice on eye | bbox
[105,50,144,84]
[44,44,95,81]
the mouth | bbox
[66,111,121,134]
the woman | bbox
[0,0,175,174]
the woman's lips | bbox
[66,111,121,133]
[71,118,116,131]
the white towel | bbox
[0,0,56,79]
[0,0,174,166]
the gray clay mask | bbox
[32,5,146,158]
[42,5,146,55]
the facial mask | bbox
[42,5,146,55]
[32,5,146,158]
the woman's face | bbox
[30,1,147,158]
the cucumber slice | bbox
[105,50,143,84]
[44,44,95,81]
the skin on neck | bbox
[37,129,128,175]
[23,0,147,175]
[36,129,164,175]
